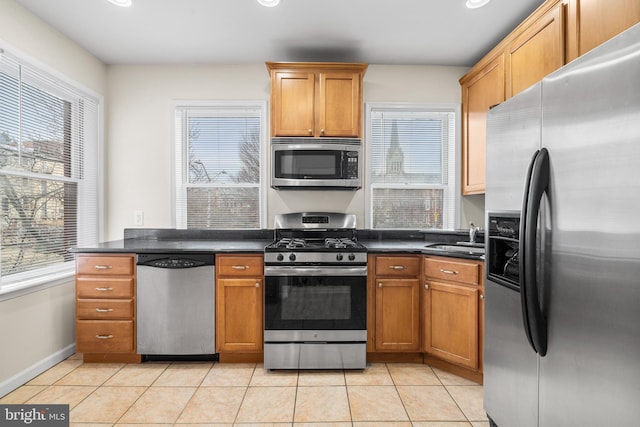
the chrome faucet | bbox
[469,222,479,244]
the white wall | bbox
[106,63,485,238]
[0,0,107,396]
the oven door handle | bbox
[264,265,368,277]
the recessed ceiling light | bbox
[107,0,132,7]
[258,0,280,7]
[466,0,491,8]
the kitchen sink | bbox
[424,242,485,256]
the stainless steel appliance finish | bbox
[264,212,367,370]
[484,23,640,427]
[271,138,361,190]
[136,253,215,355]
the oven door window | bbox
[264,275,366,330]
[274,150,343,179]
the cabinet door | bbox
[423,281,479,369]
[507,3,565,97]
[566,0,640,61]
[318,71,361,137]
[271,71,315,137]
[461,53,505,195]
[375,278,420,351]
[216,278,263,352]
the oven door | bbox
[264,266,367,332]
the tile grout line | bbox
[386,362,414,424]
[231,362,256,425]
[170,360,215,424]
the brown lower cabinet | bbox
[75,253,141,363]
[368,254,484,383]
[215,254,264,362]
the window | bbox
[173,102,266,229]
[366,103,457,229]
[0,50,100,291]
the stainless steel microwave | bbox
[271,138,361,190]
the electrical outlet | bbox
[134,210,144,226]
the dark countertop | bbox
[70,228,484,261]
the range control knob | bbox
[336,254,344,261]
[289,253,297,261]
[348,253,356,261]
[276,254,284,261]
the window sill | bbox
[0,267,75,302]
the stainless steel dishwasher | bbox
[136,253,215,356]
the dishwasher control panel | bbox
[137,253,214,268]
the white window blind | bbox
[174,103,266,229]
[0,49,99,290]
[366,104,457,229]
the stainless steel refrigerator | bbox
[483,23,640,427]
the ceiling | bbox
[15,0,545,66]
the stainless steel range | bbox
[263,212,367,370]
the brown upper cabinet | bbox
[459,0,640,195]
[266,62,368,138]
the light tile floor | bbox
[1,354,489,426]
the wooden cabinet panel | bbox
[77,299,133,319]
[76,255,134,276]
[217,255,264,276]
[374,256,421,277]
[75,254,138,362]
[374,278,421,351]
[507,3,565,97]
[423,281,479,369]
[76,278,134,299]
[318,72,361,137]
[461,54,505,195]
[271,71,316,137]
[216,254,264,355]
[216,278,263,352]
[566,0,640,61]
[76,320,134,353]
[424,257,481,286]
[267,62,367,138]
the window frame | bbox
[364,102,461,230]
[0,45,103,300]
[171,100,268,230]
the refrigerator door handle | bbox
[520,147,549,356]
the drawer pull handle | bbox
[94,265,113,270]
[389,265,406,270]
[95,308,113,313]
[95,287,113,291]
[231,265,249,270]
[439,269,458,275]
[95,334,113,339]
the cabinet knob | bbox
[424,284,429,289]
[480,294,485,300]
[320,128,325,134]
[378,282,383,288]
[308,129,313,134]
[255,282,260,288]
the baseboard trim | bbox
[0,344,76,398]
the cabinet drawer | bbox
[76,320,134,353]
[424,257,480,285]
[217,255,264,276]
[77,278,134,299]
[77,299,133,319]
[76,255,134,276]
[375,256,421,276]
